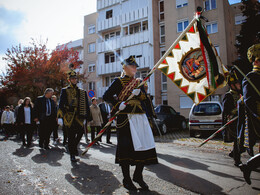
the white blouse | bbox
[24,107,31,124]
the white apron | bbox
[127,114,155,151]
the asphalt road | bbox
[0,131,259,195]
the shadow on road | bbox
[79,142,117,156]
[65,161,121,194]
[12,145,33,157]
[31,147,65,166]
[148,162,224,194]
[157,153,244,182]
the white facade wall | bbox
[96,0,155,99]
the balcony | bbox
[97,15,120,32]
[121,6,148,24]
[97,0,120,10]
[97,56,152,76]
[121,30,149,47]
[97,31,149,53]
[97,37,121,53]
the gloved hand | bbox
[132,89,141,96]
[119,102,127,111]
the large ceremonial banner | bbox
[158,20,227,104]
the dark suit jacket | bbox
[17,105,35,125]
[33,95,57,121]
[98,102,112,124]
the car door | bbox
[160,106,172,128]
[169,107,179,128]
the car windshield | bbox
[192,103,221,116]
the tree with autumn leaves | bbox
[1,39,84,102]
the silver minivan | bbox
[189,101,223,137]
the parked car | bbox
[189,101,223,137]
[154,105,187,135]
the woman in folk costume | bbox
[103,55,158,191]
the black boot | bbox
[121,164,137,191]
[239,164,251,185]
[133,164,149,190]
[70,155,77,162]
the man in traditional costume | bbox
[58,65,91,162]
[103,56,158,191]
[238,44,260,184]
[222,69,242,166]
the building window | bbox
[176,0,188,8]
[88,82,95,91]
[177,19,188,32]
[129,22,141,34]
[214,45,220,55]
[88,64,95,72]
[180,95,193,108]
[204,0,216,11]
[206,22,218,34]
[136,70,148,80]
[106,10,113,19]
[142,21,148,31]
[123,26,128,35]
[235,15,246,25]
[160,25,165,44]
[88,43,95,53]
[159,1,165,22]
[105,75,120,87]
[160,47,166,57]
[88,24,95,34]
[105,52,115,64]
[161,73,167,91]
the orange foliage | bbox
[1,39,82,101]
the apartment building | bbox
[158,0,238,117]
[83,12,100,93]
[95,0,156,99]
[83,0,243,117]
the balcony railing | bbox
[97,56,151,75]
[97,15,120,32]
[121,6,148,24]
[97,0,120,10]
[97,31,149,53]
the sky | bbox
[0,0,241,75]
[0,0,97,75]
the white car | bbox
[189,101,223,137]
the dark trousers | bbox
[21,124,34,145]
[39,117,55,147]
[90,126,101,142]
[67,121,84,156]
[102,123,111,142]
[3,124,13,137]
[62,125,68,144]
[52,124,58,141]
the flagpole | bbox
[198,116,238,147]
[234,65,260,98]
[82,12,201,155]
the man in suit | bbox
[34,88,57,149]
[99,99,112,144]
[58,65,91,162]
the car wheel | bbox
[160,123,167,135]
[180,120,187,130]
